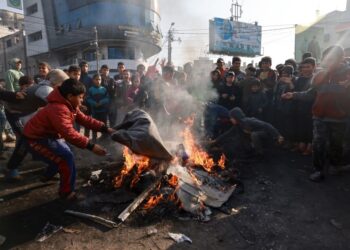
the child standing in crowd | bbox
[210,69,223,91]
[243,80,267,120]
[257,56,277,123]
[114,62,126,81]
[23,79,114,200]
[215,58,228,81]
[79,61,93,138]
[100,64,118,127]
[87,74,110,142]
[127,74,141,105]
[273,65,296,149]
[218,71,241,110]
[294,57,316,155]
[229,56,246,83]
[5,58,24,92]
[68,65,81,80]
[34,62,51,84]
[239,66,258,107]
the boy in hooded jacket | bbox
[23,79,115,200]
[210,107,283,160]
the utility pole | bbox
[93,26,99,72]
[167,23,175,66]
[166,23,181,66]
[22,28,29,75]
[230,1,242,21]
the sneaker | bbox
[309,171,324,182]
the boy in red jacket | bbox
[23,79,114,199]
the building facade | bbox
[295,1,350,62]
[0,0,28,78]
[24,0,162,73]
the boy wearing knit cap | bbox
[210,107,283,161]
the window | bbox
[63,54,77,66]
[28,31,43,42]
[108,47,135,60]
[83,50,96,62]
[6,39,12,47]
[27,3,38,15]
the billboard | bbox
[209,18,261,57]
[0,0,23,14]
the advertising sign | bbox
[0,0,23,14]
[7,0,22,10]
[209,17,261,57]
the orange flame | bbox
[143,194,163,210]
[218,154,226,169]
[114,147,150,188]
[168,175,179,188]
[181,117,225,172]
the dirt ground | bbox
[1,140,350,250]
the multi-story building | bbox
[0,0,27,78]
[24,0,162,73]
[295,0,350,62]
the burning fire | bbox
[182,117,226,172]
[115,116,226,213]
[167,175,179,188]
[143,194,163,210]
[114,147,150,188]
[218,154,226,169]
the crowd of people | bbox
[206,46,350,183]
[0,44,349,200]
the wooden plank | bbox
[117,176,162,223]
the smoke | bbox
[159,0,210,65]
[149,71,218,148]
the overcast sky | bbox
[156,0,347,67]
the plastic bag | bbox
[112,109,173,160]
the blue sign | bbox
[209,18,262,57]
